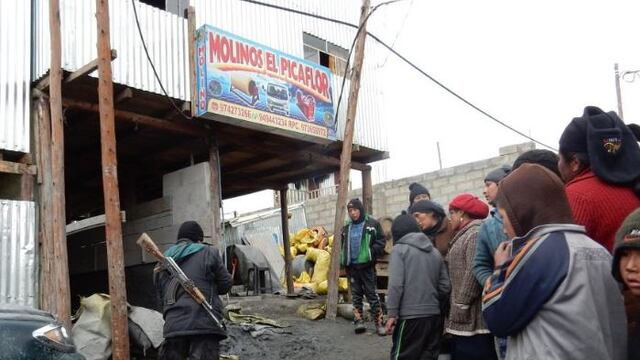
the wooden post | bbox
[48,0,72,329]
[362,166,372,215]
[615,63,624,120]
[326,0,370,320]
[187,6,197,116]
[209,138,223,246]
[280,188,294,295]
[96,0,130,358]
[35,96,56,314]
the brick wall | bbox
[305,142,535,231]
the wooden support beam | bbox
[65,49,117,84]
[96,0,129,358]
[223,153,275,174]
[362,167,373,215]
[327,0,370,320]
[36,75,50,91]
[35,96,56,314]
[280,188,294,295]
[63,98,208,137]
[49,0,72,329]
[209,139,223,246]
[0,160,37,175]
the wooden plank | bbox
[362,167,373,215]
[65,49,117,84]
[36,75,51,91]
[0,160,36,175]
[65,211,126,236]
[96,1,130,358]
[187,6,197,116]
[49,0,72,329]
[62,98,207,137]
[35,96,56,314]
[326,0,370,320]
[209,139,223,246]
[280,188,294,295]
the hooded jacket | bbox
[387,232,450,319]
[483,164,627,360]
[473,208,507,286]
[154,239,233,339]
[340,214,385,268]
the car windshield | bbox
[267,85,288,100]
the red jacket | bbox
[565,170,640,251]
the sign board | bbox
[195,26,337,142]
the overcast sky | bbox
[223,0,640,215]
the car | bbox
[0,305,85,360]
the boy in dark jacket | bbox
[154,221,233,360]
[386,214,451,360]
[340,198,386,335]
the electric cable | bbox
[237,0,557,150]
[131,0,192,120]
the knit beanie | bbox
[409,200,446,237]
[512,149,561,178]
[177,221,204,242]
[496,164,574,237]
[409,182,431,205]
[391,213,421,243]
[484,165,512,184]
[628,123,640,142]
[347,198,366,224]
[612,208,640,282]
[559,106,640,185]
[449,193,489,220]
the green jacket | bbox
[340,215,385,268]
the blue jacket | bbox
[472,208,506,286]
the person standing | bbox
[558,106,640,251]
[154,221,233,360]
[445,194,495,360]
[483,164,627,360]
[385,214,450,360]
[340,198,386,336]
[612,208,640,359]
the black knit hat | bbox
[513,149,561,178]
[409,200,445,218]
[559,106,640,185]
[347,198,366,223]
[177,221,204,242]
[612,208,640,282]
[391,213,421,243]
[484,165,512,183]
[409,183,431,205]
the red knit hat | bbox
[449,193,489,219]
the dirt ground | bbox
[220,295,392,360]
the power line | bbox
[131,0,192,120]
[237,0,557,151]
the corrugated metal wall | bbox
[0,200,37,307]
[0,1,31,153]
[192,0,388,151]
[224,204,307,246]
[32,0,190,100]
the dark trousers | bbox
[348,266,381,314]
[451,334,498,360]
[159,335,220,360]
[390,316,441,360]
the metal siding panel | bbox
[0,0,31,153]
[0,200,37,307]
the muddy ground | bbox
[220,295,391,360]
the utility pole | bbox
[48,0,72,330]
[96,0,130,358]
[615,63,624,120]
[326,0,370,320]
[436,141,443,170]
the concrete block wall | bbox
[305,142,535,232]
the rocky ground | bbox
[220,295,391,360]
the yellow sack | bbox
[314,278,348,295]
[296,243,308,254]
[296,271,311,283]
[290,246,298,257]
[296,303,326,320]
[293,229,311,242]
[305,248,330,284]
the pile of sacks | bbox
[279,227,348,295]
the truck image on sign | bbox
[266,82,290,115]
